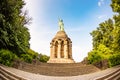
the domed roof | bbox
[54,31,68,39]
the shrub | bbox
[0,49,18,66]
[109,53,120,67]
[39,54,49,63]
[88,44,113,66]
[20,54,33,63]
[88,50,102,64]
[27,49,38,59]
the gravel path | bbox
[1,65,120,80]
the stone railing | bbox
[0,65,27,80]
[94,65,120,80]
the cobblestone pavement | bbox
[1,65,120,80]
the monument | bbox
[47,19,75,63]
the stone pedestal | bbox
[47,31,75,63]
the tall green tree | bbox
[112,15,120,52]
[90,19,114,49]
[87,0,120,67]
[111,0,120,52]
[111,0,120,13]
[0,0,30,56]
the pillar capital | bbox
[58,40,61,45]
[64,40,68,45]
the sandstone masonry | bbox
[47,29,75,63]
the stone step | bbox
[0,69,18,80]
[35,63,84,67]
[23,63,95,68]
[95,67,120,80]
[113,75,120,80]
[0,73,9,80]
[1,64,120,80]
[105,69,120,80]
[19,63,100,76]
[0,65,27,80]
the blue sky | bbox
[24,0,113,62]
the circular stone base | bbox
[47,58,75,63]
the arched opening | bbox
[55,41,58,58]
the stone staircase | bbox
[0,65,26,80]
[0,63,120,80]
[95,65,120,80]
[18,62,100,76]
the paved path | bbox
[1,65,120,80]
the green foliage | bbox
[0,0,47,65]
[88,44,113,64]
[0,0,31,56]
[39,54,50,63]
[112,15,120,52]
[27,49,38,59]
[111,0,120,52]
[88,0,120,67]
[0,49,18,66]
[20,49,40,63]
[20,54,32,63]
[88,50,102,64]
[90,19,114,49]
[109,53,120,67]
[111,0,120,13]
[20,51,49,63]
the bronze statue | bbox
[58,18,64,31]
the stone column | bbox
[69,42,72,59]
[50,44,53,59]
[57,41,61,58]
[64,41,68,58]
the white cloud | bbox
[24,0,55,55]
[73,45,92,62]
[98,2,101,7]
[28,20,56,54]
[98,0,105,7]
[98,15,106,19]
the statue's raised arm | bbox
[58,18,64,31]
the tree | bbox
[112,15,120,52]
[111,0,120,52]
[0,0,31,56]
[87,0,120,67]
[88,44,113,64]
[111,0,120,13]
[90,19,114,49]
